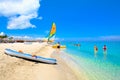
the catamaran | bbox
[42,22,66,48]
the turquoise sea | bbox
[62,41,120,80]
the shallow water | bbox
[62,41,120,80]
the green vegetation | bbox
[0,35,8,39]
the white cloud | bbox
[0,0,40,29]
[35,37,42,40]
[0,32,5,36]
[37,16,43,20]
[12,35,44,40]
[80,36,120,41]
[99,36,120,41]
[12,35,32,40]
[7,13,37,29]
[45,30,49,34]
[54,37,61,40]
[12,36,31,39]
[63,36,120,41]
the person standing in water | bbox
[103,45,107,51]
[103,45,107,59]
[94,45,98,57]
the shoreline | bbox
[53,51,89,80]
[0,42,78,80]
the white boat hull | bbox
[5,49,57,64]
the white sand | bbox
[0,42,78,80]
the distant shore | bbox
[0,42,79,80]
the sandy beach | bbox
[0,42,78,80]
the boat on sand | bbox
[4,49,57,64]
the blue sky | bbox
[0,0,120,40]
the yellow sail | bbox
[48,22,56,41]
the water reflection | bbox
[103,50,107,60]
[94,50,98,58]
